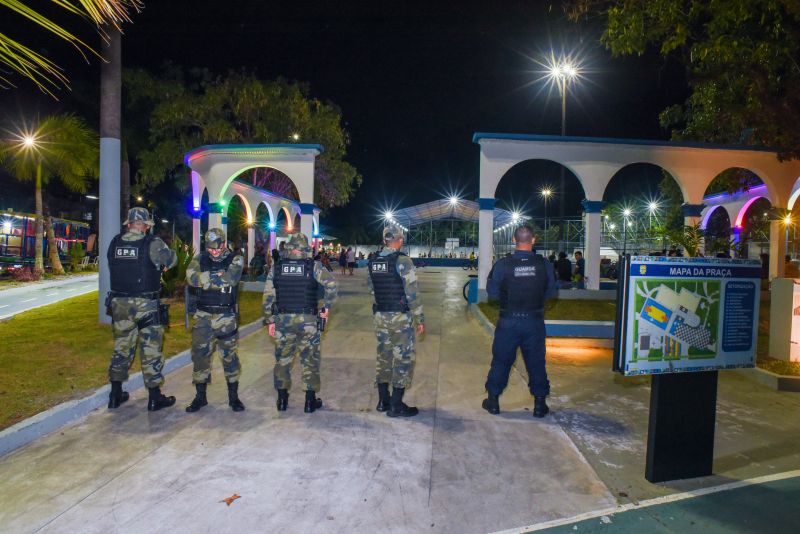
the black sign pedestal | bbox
[645,370,718,483]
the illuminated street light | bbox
[384,210,394,221]
[511,211,520,223]
[136,195,143,202]
[85,195,98,200]
[785,215,793,225]
[291,132,300,141]
[623,208,632,218]
[161,218,168,223]
[23,134,37,148]
[609,223,616,230]
[648,202,659,214]
[448,195,459,206]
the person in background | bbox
[347,246,356,275]
[555,251,573,289]
[574,251,585,289]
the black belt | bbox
[197,304,236,314]
[372,304,410,314]
[499,310,544,319]
[277,307,318,315]
[111,291,159,299]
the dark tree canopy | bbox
[124,67,362,209]
[567,0,800,159]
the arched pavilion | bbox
[185,144,323,262]
[474,133,800,294]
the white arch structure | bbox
[186,144,322,262]
[475,133,800,292]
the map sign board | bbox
[614,256,761,376]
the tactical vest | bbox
[107,233,161,296]
[368,252,410,312]
[197,252,237,312]
[273,258,319,313]
[499,254,547,314]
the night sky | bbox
[0,0,688,230]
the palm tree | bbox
[0,1,142,96]
[0,114,99,273]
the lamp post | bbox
[548,58,579,248]
[622,208,632,255]
[540,187,553,253]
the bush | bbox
[69,242,85,271]
[161,236,194,298]
[11,266,43,282]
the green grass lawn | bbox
[0,291,264,430]
[478,297,800,377]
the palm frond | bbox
[0,0,144,96]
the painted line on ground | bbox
[20,298,36,303]
[0,286,98,321]
[0,319,265,458]
[45,292,59,296]
[0,305,7,309]
[489,469,800,534]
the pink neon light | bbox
[735,196,767,227]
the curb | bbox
[0,318,264,458]
[468,304,615,349]
[732,366,800,392]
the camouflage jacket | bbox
[367,247,425,325]
[120,229,177,270]
[185,249,244,290]
[262,255,337,323]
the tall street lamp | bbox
[540,187,553,253]
[548,58,579,247]
[622,208,633,255]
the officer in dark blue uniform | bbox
[482,225,556,418]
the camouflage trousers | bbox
[109,297,165,388]
[373,311,416,389]
[273,314,321,392]
[191,310,241,384]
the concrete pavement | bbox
[0,268,798,533]
[0,274,97,320]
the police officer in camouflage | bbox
[106,208,178,411]
[367,224,425,418]
[263,233,337,413]
[184,228,246,413]
[482,225,556,418]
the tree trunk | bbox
[98,28,122,323]
[45,215,65,274]
[120,151,130,220]
[34,161,44,273]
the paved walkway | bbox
[0,274,97,320]
[0,268,798,533]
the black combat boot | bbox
[107,381,129,409]
[276,389,289,411]
[185,383,208,413]
[376,383,391,412]
[227,381,245,412]
[386,387,418,418]
[533,396,550,418]
[482,394,500,415]
[304,390,323,413]
[147,386,176,412]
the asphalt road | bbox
[0,274,98,320]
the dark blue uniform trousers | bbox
[486,316,550,398]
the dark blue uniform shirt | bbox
[486,250,557,302]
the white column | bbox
[98,138,120,325]
[247,226,255,264]
[269,230,277,251]
[299,203,315,241]
[769,220,786,279]
[192,217,201,254]
[477,199,495,300]
[584,212,601,290]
